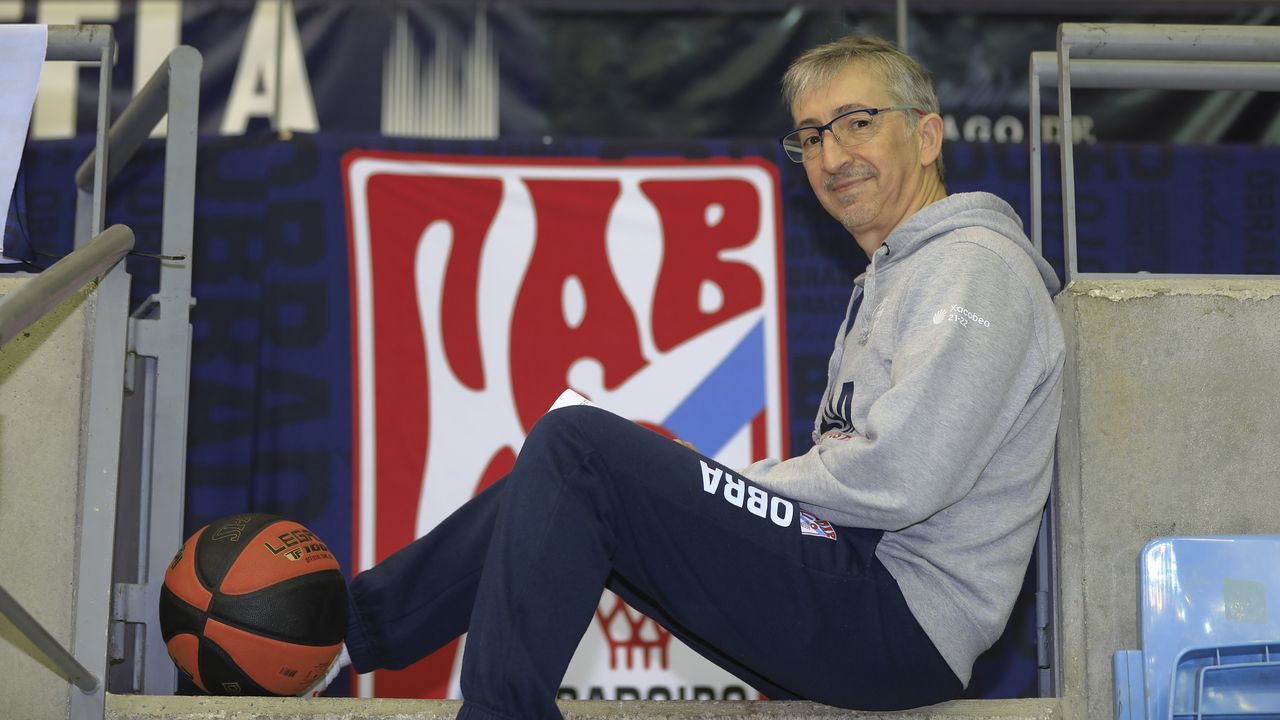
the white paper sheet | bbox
[0,24,47,262]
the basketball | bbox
[159,513,348,696]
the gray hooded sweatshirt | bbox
[741,192,1065,686]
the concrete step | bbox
[106,695,1059,720]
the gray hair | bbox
[782,35,945,181]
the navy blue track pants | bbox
[345,405,961,719]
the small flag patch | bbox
[799,510,837,541]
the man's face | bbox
[791,62,922,240]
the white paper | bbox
[0,24,47,262]
[547,388,599,412]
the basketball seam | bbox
[158,585,209,641]
[203,614,343,648]
[208,569,347,646]
[199,635,272,696]
[194,514,285,591]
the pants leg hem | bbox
[343,588,378,673]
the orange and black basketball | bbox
[159,513,347,696]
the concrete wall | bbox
[0,277,95,720]
[1052,279,1280,720]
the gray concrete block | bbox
[106,695,1059,720]
[0,277,96,720]
[1052,279,1280,720]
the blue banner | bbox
[7,134,1279,698]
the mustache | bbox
[825,169,875,191]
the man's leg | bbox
[344,480,503,672]
[456,405,960,720]
[341,460,801,699]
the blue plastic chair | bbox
[1114,536,1280,720]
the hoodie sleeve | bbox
[742,240,1047,531]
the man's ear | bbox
[917,113,944,168]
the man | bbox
[338,35,1064,718]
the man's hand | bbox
[674,439,698,452]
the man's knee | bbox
[514,406,621,511]
[517,405,611,474]
[527,404,599,445]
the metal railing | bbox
[0,580,99,695]
[0,23,200,720]
[0,225,133,346]
[44,25,116,243]
[103,43,201,699]
[1029,52,1280,260]
[1038,23,1280,282]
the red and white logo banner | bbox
[345,152,787,699]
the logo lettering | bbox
[264,529,321,554]
[263,530,331,561]
[770,497,794,527]
[945,304,991,328]
[348,154,788,699]
[511,179,647,430]
[211,516,253,542]
[640,179,763,352]
[746,486,768,518]
[820,380,856,434]
[722,475,745,508]
[698,459,793,528]
[699,460,723,494]
[559,685,750,701]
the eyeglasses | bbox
[779,106,925,164]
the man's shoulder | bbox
[912,226,1035,277]
[902,229,1055,318]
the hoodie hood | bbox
[879,191,1060,295]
